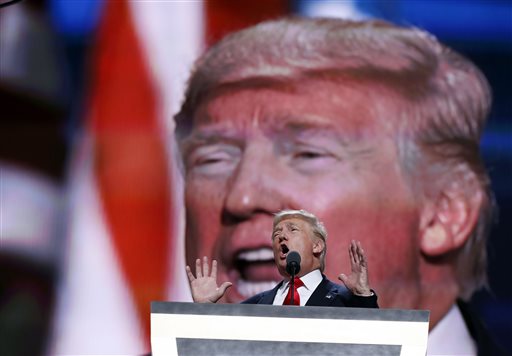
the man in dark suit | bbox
[186,209,378,308]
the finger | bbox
[348,243,354,265]
[356,241,367,266]
[351,241,360,265]
[211,259,218,279]
[185,265,195,282]
[349,241,357,266]
[356,240,364,255]
[195,258,202,278]
[338,273,348,286]
[203,256,209,276]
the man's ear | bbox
[313,239,325,255]
[419,186,483,256]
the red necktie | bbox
[284,277,304,306]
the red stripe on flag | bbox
[87,0,171,347]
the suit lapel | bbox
[259,281,283,304]
[305,276,338,307]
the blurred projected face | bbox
[182,79,422,305]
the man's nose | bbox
[222,143,285,223]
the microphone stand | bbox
[286,252,301,306]
[290,266,296,306]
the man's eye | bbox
[289,146,338,172]
[195,154,229,165]
[294,150,325,159]
[186,145,240,175]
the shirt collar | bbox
[284,269,323,291]
[427,303,476,355]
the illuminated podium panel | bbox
[151,302,429,356]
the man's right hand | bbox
[186,256,232,303]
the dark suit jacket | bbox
[457,299,508,356]
[242,274,378,308]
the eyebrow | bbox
[269,113,337,132]
[183,125,241,140]
[273,221,300,233]
[224,116,343,138]
[181,113,373,155]
[278,115,380,154]
[268,119,359,151]
[179,128,244,157]
[272,226,283,238]
[273,224,283,231]
[285,222,299,229]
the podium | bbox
[151,302,429,355]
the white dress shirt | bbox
[273,269,323,306]
[427,304,477,355]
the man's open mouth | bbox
[280,243,289,256]
[233,247,279,298]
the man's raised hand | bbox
[338,240,372,296]
[186,256,232,303]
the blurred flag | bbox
[51,0,201,353]
[51,0,289,354]
[48,0,512,353]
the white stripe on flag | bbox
[129,0,203,302]
[51,134,145,354]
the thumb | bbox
[338,273,348,285]
[218,282,233,296]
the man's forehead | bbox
[190,80,394,138]
[274,217,308,229]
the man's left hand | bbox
[338,240,373,296]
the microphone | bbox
[286,251,301,277]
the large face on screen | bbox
[182,79,422,306]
